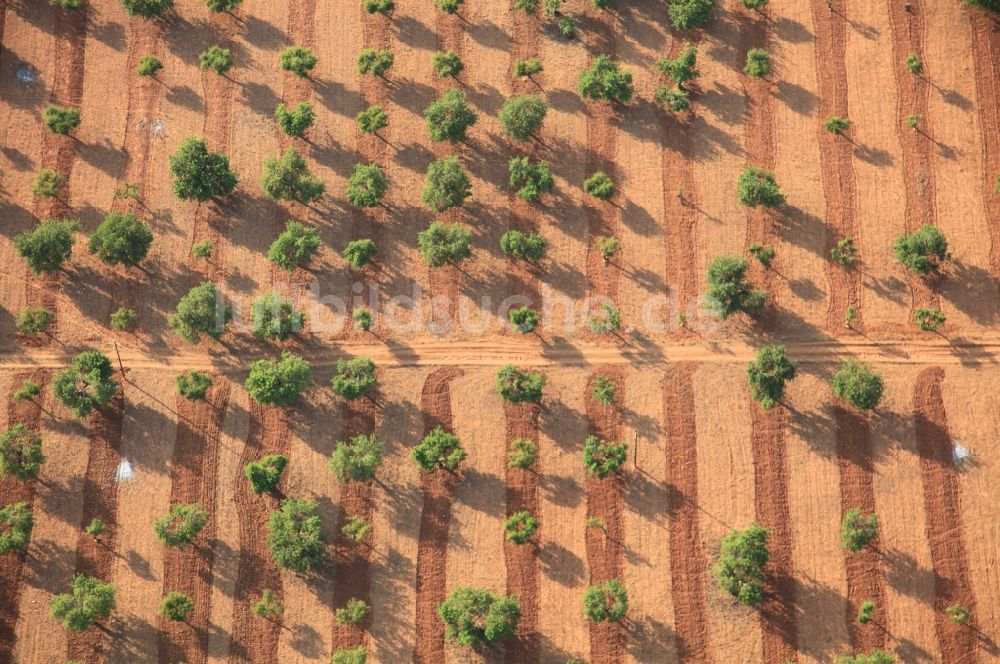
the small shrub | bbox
[586,516,606,530]
[857,600,875,624]
[336,598,371,625]
[31,169,64,199]
[657,45,699,88]
[113,181,141,202]
[437,0,464,12]
[356,105,388,134]
[432,50,463,78]
[110,307,137,331]
[906,113,919,130]
[835,651,894,664]
[595,236,620,263]
[344,239,377,269]
[44,105,81,136]
[583,436,628,478]
[418,221,472,267]
[915,307,945,332]
[424,89,477,143]
[582,579,628,623]
[281,46,317,77]
[352,307,373,331]
[737,165,784,208]
[824,116,852,134]
[160,592,194,621]
[252,589,283,620]
[121,0,174,18]
[583,171,615,200]
[198,45,233,74]
[16,307,55,335]
[50,0,85,9]
[513,0,539,13]
[746,345,797,409]
[744,48,771,78]
[438,587,521,648]
[330,357,377,400]
[668,0,716,30]
[508,438,537,469]
[332,647,368,664]
[513,58,543,78]
[743,0,768,9]
[832,360,883,410]
[587,302,621,334]
[831,237,858,266]
[496,365,545,403]
[154,502,208,548]
[557,15,577,39]
[0,502,33,554]
[578,55,633,103]
[356,49,394,77]
[206,0,242,11]
[275,102,315,138]
[268,220,322,272]
[508,306,540,333]
[503,510,539,545]
[894,224,949,274]
[655,85,691,113]
[267,498,326,573]
[840,508,878,552]
[342,515,372,544]
[592,375,616,405]
[509,157,554,202]
[176,370,212,401]
[500,230,547,261]
[193,239,212,259]
[244,454,288,494]
[412,426,465,472]
[748,243,775,267]
[85,518,106,539]
[844,305,857,329]
[50,574,116,632]
[363,0,393,14]
[714,522,769,606]
[946,605,971,624]
[245,352,311,406]
[905,52,923,74]
[137,55,163,77]
[12,380,41,404]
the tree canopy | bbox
[668,0,716,30]
[245,352,312,405]
[51,351,117,418]
[0,424,45,481]
[154,502,208,547]
[268,220,322,272]
[50,574,116,632]
[705,256,766,320]
[329,434,384,483]
[498,95,548,141]
[169,137,238,201]
[582,579,628,623]
[746,345,797,409]
[578,55,634,103]
[894,224,949,274]
[437,587,521,649]
[261,147,325,204]
[831,360,883,410]
[169,281,231,343]
[496,365,545,403]
[251,293,305,341]
[330,357,377,400]
[418,221,472,268]
[424,89,478,142]
[412,426,465,472]
[714,522,769,606]
[421,156,472,212]
[267,498,326,573]
[583,435,628,478]
[88,211,153,268]
[15,219,78,275]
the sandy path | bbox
[784,372,849,664]
[205,384,251,663]
[159,379,233,664]
[872,366,938,662]
[925,1,1000,331]
[445,369,506,664]
[695,363,760,661]
[535,368,589,662]
[106,372,177,663]
[847,0,909,335]
[941,367,1000,660]
[622,366,676,662]
[368,368,427,663]
[914,367,978,662]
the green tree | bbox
[583,579,628,622]
[0,425,44,481]
[744,48,771,78]
[438,587,521,648]
[199,45,233,74]
[268,220,322,271]
[946,605,972,624]
[746,345,797,409]
[737,165,784,207]
[499,95,548,142]
[353,307,373,332]
[356,49,394,77]
[346,163,388,208]
[583,435,628,478]
[251,293,305,341]
[578,55,633,103]
[496,365,545,403]
[0,502,33,554]
[336,599,370,625]
[743,0,767,9]
[16,307,55,335]
[169,281,231,343]
[437,0,464,12]
[330,357,377,400]
[281,46,317,77]
[963,0,1000,13]
[432,50,463,78]
[706,256,766,319]
[176,370,213,401]
[593,375,615,405]
[50,574,115,632]
[109,307,137,331]
[668,0,715,29]
[137,55,163,76]
[425,89,478,142]
[261,147,325,204]
[583,171,615,200]
[509,157,554,202]
[50,0,85,9]
[245,352,311,406]
[418,221,472,267]
[503,510,539,545]
[894,224,949,274]
[824,115,852,134]
[344,239,377,269]
[154,502,208,547]
[15,219,78,275]
[333,647,368,664]
[329,434,384,483]
[422,156,471,211]
[193,239,213,259]
[31,168,64,198]
[252,589,283,620]
[513,0,539,13]
[587,302,621,334]
[832,360,883,410]
[905,52,923,74]
[835,651,894,664]
[748,242,775,267]
[831,237,858,266]
[655,85,691,113]
[206,0,241,10]
[51,351,117,418]
[88,211,153,268]
[513,58,543,78]
[508,438,537,469]
[413,426,465,472]
[840,508,878,553]
[595,236,620,264]
[169,137,238,201]
[500,230,547,261]
[267,498,326,573]
[714,522,769,606]
[857,600,875,624]
[160,592,194,621]
[364,0,393,13]
[508,306,540,333]
[356,105,388,134]
[244,454,288,494]
[657,45,699,88]
[342,515,372,544]
[85,518,107,540]
[275,101,316,138]
[915,307,945,332]
[44,105,81,136]
[12,380,41,404]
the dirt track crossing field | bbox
[3,0,1000,662]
